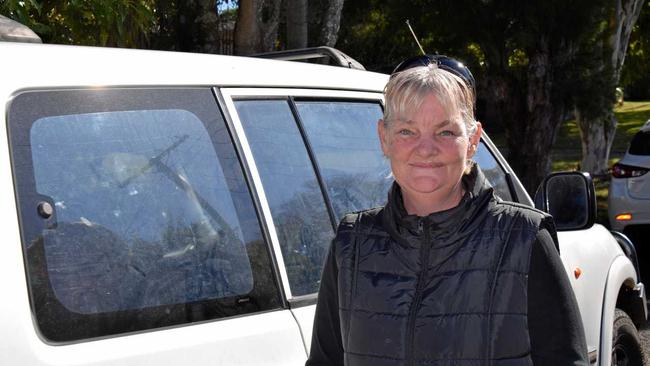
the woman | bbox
[306,56,588,366]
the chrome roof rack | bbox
[253,46,365,70]
[0,15,42,43]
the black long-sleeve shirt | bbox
[306,228,588,365]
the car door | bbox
[6,87,306,365]
[220,88,389,348]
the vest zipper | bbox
[406,219,430,366]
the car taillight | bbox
[611,163,649,178]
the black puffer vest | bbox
[333,166,556,366]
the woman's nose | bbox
[415,136,439,156]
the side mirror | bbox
[534,171,596,231]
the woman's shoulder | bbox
[329,207,386,259]
[488,198,555,232]
[337,206,384,233]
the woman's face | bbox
[378,93,481,211]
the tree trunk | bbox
[506,43,563,193]
[260,0,282,52]
[576,0,643,175]
[234,0,258,55]
[577,109,617,176]
[234,0,281,55]
[319,0,344,46]
[610,0,644,81]
[286,0,308,49]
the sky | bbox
[217,1,238,14]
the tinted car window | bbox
[235,100,335,297]
[295,101,392,221]
[629,130,650,155]
[9,89,281,342]
[473,142,513,201]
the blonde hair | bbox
[383,64,477,136]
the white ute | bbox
[0,16,646,366]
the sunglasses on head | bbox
[392,55,476,92]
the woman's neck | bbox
[402,182,465,217]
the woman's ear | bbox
[467,121,483,158]
[378,119,390,157]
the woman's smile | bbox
[410,161,444,168]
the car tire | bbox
[612,308,645,366]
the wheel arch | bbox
[599,255,644,366]
[616,281,647,328]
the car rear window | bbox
[8,88,282,342]
[629,130,650,155]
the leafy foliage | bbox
[621,1,650,100]
[338,0,426,72]
[338,0,623,191]
[0,0,157,47]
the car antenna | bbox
[406,20,426,55]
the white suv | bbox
[0,19,646,366]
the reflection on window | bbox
[295,101,392,221]
[30,109,254,313]
[474,142,513,201]
[235,100,334,296]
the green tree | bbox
[337,0,424,72]
[574,0,644,176]
[0,0,156,47]
[621,1,650,100]
[339,0,631,192]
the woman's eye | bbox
[439,130,456,137]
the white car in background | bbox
[0,15,647,366]
[609,120,650,236]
